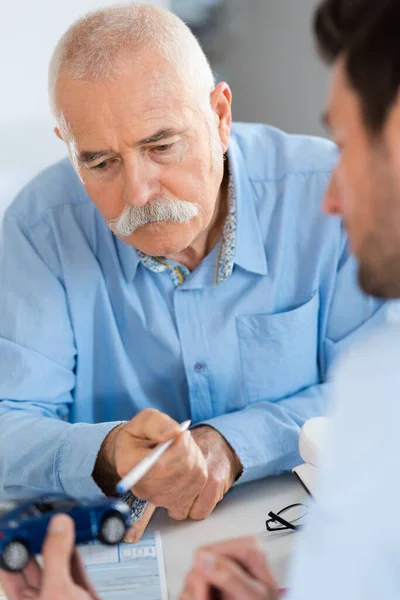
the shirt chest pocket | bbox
[236,293,320,404]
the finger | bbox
[189,467,226,521]
[197,537,277,590]
[179,569,213,600]
[20,590,38,600]
[196,551,273,600]
[124,503,156,543]
[167,505,191,521]
[70,550,101,598]
[22,558,42,591]
[125,409,182,442]
[0,571,29,600]
[165,464,207,520]
[41,514,75,592]
[189,483,222,521]
[20,589,38,600]
[179,568,210,600]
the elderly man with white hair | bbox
[0,3,385,540]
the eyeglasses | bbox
[266,503,308,532]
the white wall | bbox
[0,0,169,219]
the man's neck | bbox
[165,167,229,272]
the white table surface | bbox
[148,473,307,600]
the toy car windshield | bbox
[0,502,17,518]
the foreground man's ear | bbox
[384,89,400,190]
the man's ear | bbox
[54,127,63,141]
[385,89,400,189]
[210,82,232,153]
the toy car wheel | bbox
[98,512,127,545]
[0,540,30,572]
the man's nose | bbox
[323,172,343,216]
[123,160,157,207]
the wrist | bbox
[226,440,243,483]
[194,425,243,483]
[92,423,124,496]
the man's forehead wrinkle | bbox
[107,107,185,141]
[58,67,192,130]
[68,121,115,152]
[138,86,189,114]
[136,69,194,113]
[140,109,184,129]
[60,81,195,155]
[141,94,198,130]
[73,118,186,158]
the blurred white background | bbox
[0,0,170,221]
[0,0,329,220]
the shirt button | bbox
[194,362,206,373]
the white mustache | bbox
[108,197,199,238]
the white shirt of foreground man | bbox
[287,322,400,600]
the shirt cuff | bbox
[199,409,301,486]
[57,421,124,497]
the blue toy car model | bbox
[0,493,131,572]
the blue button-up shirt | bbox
[0,123,385,498]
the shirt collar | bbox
[114,235,141,283]
[228,135,268,276]
[133,174,236,287]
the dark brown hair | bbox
[314,0,400,133]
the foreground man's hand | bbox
[0,514,101,600]
[180,537,279,600]
[187,426,243,520]
[93,409,208,532]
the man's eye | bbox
[92,161,109,170]
[153,143,174,153]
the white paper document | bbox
[0,531,167,600]
[81,530,167,600]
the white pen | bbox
[116,420,192,494]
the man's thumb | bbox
[124,502,156,543]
